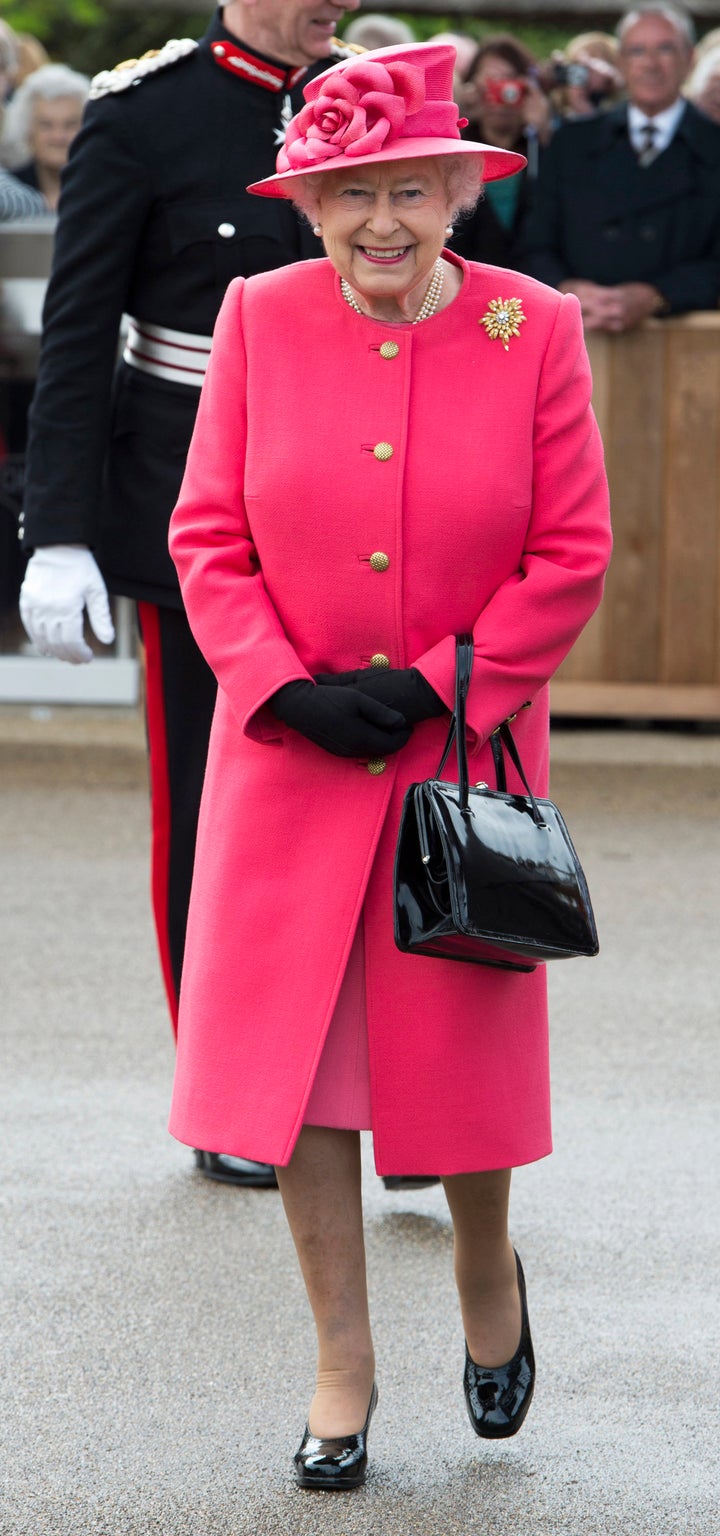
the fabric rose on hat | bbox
[278,60,426,171]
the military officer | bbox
[18,0,359,1188]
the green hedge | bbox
[2,2,577,76]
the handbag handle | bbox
[433,633,474,798]
[434,636,546,825]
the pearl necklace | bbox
[341,258,444,324]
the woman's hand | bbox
[269,680,412,758]
[314,667,446,725]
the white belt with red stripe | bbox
[123,317,212,388]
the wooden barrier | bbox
[552,313,720,719]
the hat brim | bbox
[247,137,526,198]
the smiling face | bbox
[223,0,358,67]
[619,12,693,115]
[316,158,453,320]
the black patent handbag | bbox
[393,635,599,971]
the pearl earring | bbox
[313,224,322,237]
[445,225,454,237]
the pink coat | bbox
[168,254,611,1175]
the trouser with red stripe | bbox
[137,601,217,1035]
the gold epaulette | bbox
[330,38,367,58]
[89,37,198,100]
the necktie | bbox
[637,122,658,167]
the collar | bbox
[628,98,686,145]
[204,11,307,92]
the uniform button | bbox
[218,222,236,238]
[379,341,399,359]
[213,44,227,56]
[373,441,393,461]
[369,551,390,572]
[367,758,386,775]
[370,653,390,668]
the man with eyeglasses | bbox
[522,3,720,330]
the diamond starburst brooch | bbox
[480,297,527,350]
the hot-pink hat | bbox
[247,42,526,198]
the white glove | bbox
[19,545,115,664]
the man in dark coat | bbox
[522,3,720,331]
[18,0,358,1187]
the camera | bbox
[484,77,528,107]
[550,61,590,88]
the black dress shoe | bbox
[293,1382,378,1491]
[194,1150,278,1188]
[382,1175,441,1190]
[463,1250,535,1439]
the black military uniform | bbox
[21,12,347,1123]
[522,101,720,309]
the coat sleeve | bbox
[21,100,154,550]
[0,166,47,219]
[413,292,612,740]
[169,279,311,741]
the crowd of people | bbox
[1,7,719,324]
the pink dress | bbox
[303,919,372,1130]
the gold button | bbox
[379,341,399,360]
[367,758,386,775]
[370,653,390,668]
[373,442,393,461]
[369,551,390,572]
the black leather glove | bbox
[269,680,412,758]
[314,667,446,726]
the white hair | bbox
[685,42,720,96]
[617,4,695,48]
[343,14,415,49]
[0,20,19,82]
[1,63,90,167]
[289,153,484,226]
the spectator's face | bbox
[29,95,84,173]
[619,14,692,115]
[695,65,720,123]
[472,55,527,138]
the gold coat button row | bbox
[373,442,393,461]
[369,551,390,572]
[370,653,390,668]
[367,758,386,775]
[379,341,399,359]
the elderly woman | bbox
[1,63,89,210]
[168,43,611,1490]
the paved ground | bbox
[2,706,719,1536]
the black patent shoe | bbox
[293,1382,378,1491]
[463,1251,535,1439]
[194,1150,278,1188]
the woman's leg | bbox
[275,1125,376,1437]
[441,1168,522,1365]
